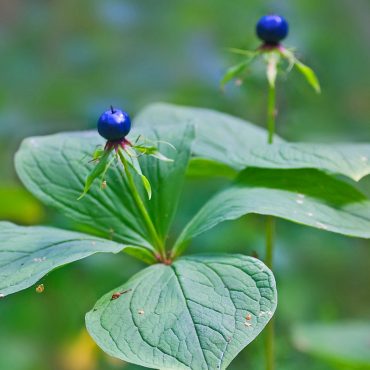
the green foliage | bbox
[86,255,277,370]
[0,222,124,296]
[173,168,370,256]
[2,103,370,369]
[15,125,193,250]
[293,322,370,369]
[136,103,370,181]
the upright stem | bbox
[117,149,166,260]
[267,83,276,145]
[265,82,276,370]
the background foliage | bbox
[0,0,370,369]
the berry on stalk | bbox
[256,14,289,45]
[98,106,131,141]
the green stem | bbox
[265,82,276,370]
[117,149,166,260]
[267,83,276,145]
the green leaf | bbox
[173,168,370,255]
[0,222,125,296]
[86,254,277,370]
[295,60,321,93]
[238,142,370,182]
[15,125,194,249]
[135,103,370,181]
[292,322,370,368]
[187,158,238,179]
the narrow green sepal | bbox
[78,149,113,200]
[294,60,321,93]
[221,60,250,88]
[280,48,321,93]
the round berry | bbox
[256,14,289,45]
[97,107,131,141]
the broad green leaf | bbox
[293,322,370,368]
[0,222,125,296]
[15,125,194,249]
[187,158,238,179]
[237,142,370,182]
[86,254,277,370]
[135,103,370,181]
[295,61,321,93]
[173,169,370,255]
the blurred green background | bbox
[1,0,370,369]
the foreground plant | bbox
[1,100,370,368]
[0,106,278,370]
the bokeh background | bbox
[1,0,370,369]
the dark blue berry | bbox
[256,14,289,45]
[97,107,131,141]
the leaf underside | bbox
[174,168,370,253]
[86,254,277,370]
[0,222,124,296]
[135,103,370,181]
[293,322,370,367]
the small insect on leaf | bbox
[110,289,132,301]
[35,284,44,293]
[0,293,5,299]
[246,313,252,321]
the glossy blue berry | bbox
[97,107,131,141]
[256,14,289,45]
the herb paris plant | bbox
[0,106,278,370]
[1,101,370,369]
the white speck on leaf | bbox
[361,156,368,162]
[316,222,328,230]
[138,309,145,315]
[0,293,4,299]
[30,139,39,148]
[296,199,304,205]
[307,212,314,217]
[33,257,47,263]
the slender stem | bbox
[267,83,276,145]
[265,82,276,370]
[265,216,275,270]
[265,215,275,370]
[117,149,166,259]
